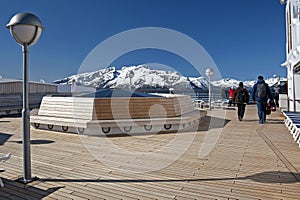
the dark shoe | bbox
[238,116,242,121]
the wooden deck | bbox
[0,105,299,199]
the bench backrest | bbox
[37,94,196,121]
[93,94,195,120]
[38,96,94,120]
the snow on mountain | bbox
[212,78,242,88]
[54,67,117,88]
[188,77,208,88]
[107,65,189,88]
[54,65,192,90]
[53,65,285,90]
[211,77,285,89]
[264,77,285,86]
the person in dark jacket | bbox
[273,83,280,107]
[251,75,273,124]
[233,82,249,121]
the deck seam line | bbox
[256,124,299,181]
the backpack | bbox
[237,89,247,102]
[256,83,266,98]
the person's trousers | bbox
[237,103,246,119]
[256,101,267,124]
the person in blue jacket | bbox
[251,75,273,124]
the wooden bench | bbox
[93,94,195,119]
[31,94,206,135]
[30,96,94,132]
[87,109,206,135]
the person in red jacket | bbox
[228,86,235,106]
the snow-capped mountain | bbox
[212,77,282,89]
[54,65,284,90]
[55,65,196,90]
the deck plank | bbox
[0,105,300,199]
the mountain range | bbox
[54,64,283,90]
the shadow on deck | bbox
[38,171,299,184]
[0,178,63,199]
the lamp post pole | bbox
[130,77,132,89]
[7,12,44,183]
[128,70,135,90]
[208,75,212,110]
[22,44,31,182]
[205,68,215,111]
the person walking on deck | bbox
[233,82,249,121]
[251,75,273,124]
[228,87,235,106]
[273,83,280,107]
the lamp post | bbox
[128,70,135,90]
[205,68,214,110]
[7,12,44,183]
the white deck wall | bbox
[284,0,300,111]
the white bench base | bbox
[31,110,206,136]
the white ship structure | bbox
[281,0,300,111]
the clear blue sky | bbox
[0,0,287,82]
